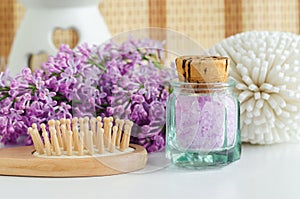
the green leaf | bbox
[0,87,10,91]
[153,61,163,69]
[88,59,107,71]
[0,94,10,101]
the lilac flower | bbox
[0,37,176,152]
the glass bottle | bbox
[166,59,241,168]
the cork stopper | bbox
[175,56,229,83]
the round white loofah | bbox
[208,31,300,144]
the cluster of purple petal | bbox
[0,68,71,145]
[0,37,176,152]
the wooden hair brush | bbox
[0,117,147,177]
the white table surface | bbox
[0,143,299,199]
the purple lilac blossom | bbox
[0,37,176,152]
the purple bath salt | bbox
[175,94,237,151]
[167,56,241,167]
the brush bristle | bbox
[29,117,133,156]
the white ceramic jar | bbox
[8,0,111,75]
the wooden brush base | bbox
[0,144,147,177]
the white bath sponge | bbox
[208,31,300,144]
